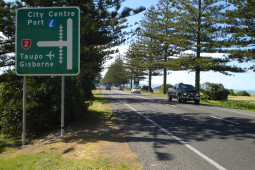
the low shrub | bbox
[142,86,153,92]
[200,95,206,100]
[159,84,173,93]
[203,88,229,100]
[229,89,237,96]
[201,82,230,100]
[236,91,250,96]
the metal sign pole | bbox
[61,76,65,136]
[22,76,26,146]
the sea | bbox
[233,90,255,95]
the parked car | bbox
[118,86,123,91]
[106,86,111,90]
[131,87,141,94]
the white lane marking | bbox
[108,93,227,170]
[166,104,177,108]
[135,96,150,100]
[210,106,255,117]
[121,91,131,94]
[211,116,240,125]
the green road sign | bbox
[15,7,80,76]
[134,77,139,85]
[94,75,100,84]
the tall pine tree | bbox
[162,0,245,90]
[132,6,162,92]
[155,0,187,93]
[124,46,147,88]
[222,0,255,71]
[101,56,129,86]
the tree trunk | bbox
[195,67,200,91]
[195,0,201,91]
[131,77,133,89]
[163,47,167,94]
[148,69,152,92]
[163,68,166,94]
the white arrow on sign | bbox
[37,18,73,70]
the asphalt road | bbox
[101,87,255,170]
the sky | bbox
[2,0,255,91]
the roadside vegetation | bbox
[126,82,255,112]
[0,0,145,138]
[152,90,255,112]
[0,90,142,170]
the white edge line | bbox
[211,107,255,117]
[106,92,227,170]
[211,116,239,125]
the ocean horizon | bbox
[233,90,255,95]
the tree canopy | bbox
[128,0,246,91]
[221,0,255,71]
[101,56,129,86]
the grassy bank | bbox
[0,90,142,170]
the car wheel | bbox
[168,95,172,101]
[195,100,200,104]
[177,95,181,103]
[183,99,187,103]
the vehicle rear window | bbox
[180,85,195,90]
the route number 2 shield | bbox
[21,39,31,50]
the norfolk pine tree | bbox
[101,56,129,86]
[154,0,188,94]
[124,46,147,89]
[134,6,162,92]
[0,1,22,71]
[222,0,255,71]
[162,0,245,91]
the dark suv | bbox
[106,86,111,90]
[168,83,200,104]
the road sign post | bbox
[16,7,80,76]
[134,77,139,86]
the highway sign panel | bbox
[15,7,80,76]
[134,77,139,85]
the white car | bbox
[131,87,141,94]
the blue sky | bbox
[3,0,255,90]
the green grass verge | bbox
[217,100,255,111]
[0,150,128,170]
[0,89,141,170]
